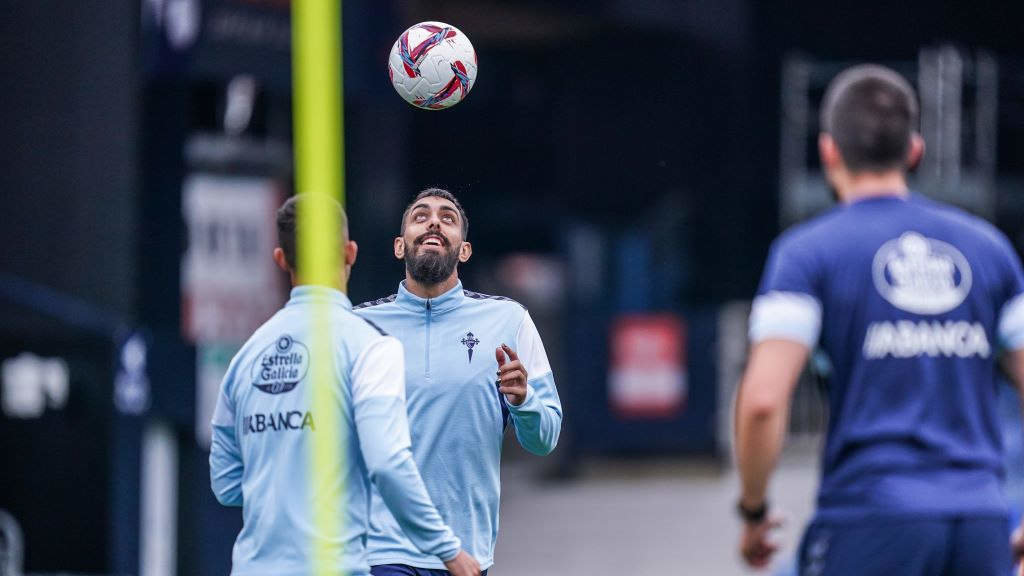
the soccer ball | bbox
[388,21,478,110]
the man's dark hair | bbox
[276,194,348,271]
[400,188,469,239]
[820,64,919,172]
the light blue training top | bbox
[210,286,461,576]
[355,280,562,569]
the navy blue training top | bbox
[750,193,1024,520]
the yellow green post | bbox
[292,0,346,574]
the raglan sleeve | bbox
[210,363,244,507]
[506,311,563,456]
[352,336,462,562]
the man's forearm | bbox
[356,395,461,561]
[735,395,789,507]
[508,375,562,455]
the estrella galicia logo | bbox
[460,331,480,363]
[872,232,972,315]
[251,335,309,394]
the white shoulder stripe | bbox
[352,336,406,402]
[999,293,1024,350]
[516,311,552,379]
[749,291,822,348]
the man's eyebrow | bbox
[409,203,459,218]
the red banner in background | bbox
[609,315,687,419]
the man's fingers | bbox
[498,381,526,394]
[498,359,523,374]
[742,545,770,568]
[745,542,777,568]
[498,370,526,384]
[498,365,525,379]
[501,343,519,362]
[495,346,507,366]
[739,518,783,569]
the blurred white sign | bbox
[181,174,284,344]
[2,353,69,419]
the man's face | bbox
[398,196,468,285]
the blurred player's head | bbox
[819,64,924,201]
[395,188,472,287]
[273,194,358,289]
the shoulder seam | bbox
[353,294,397,310]
[463,289,527,310]
[358,316,388,336]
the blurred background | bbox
[2,1,1024,575]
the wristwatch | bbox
[736,500,769,524]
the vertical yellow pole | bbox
[292,1,346,574]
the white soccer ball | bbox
[388,21,478,110]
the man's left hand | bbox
[739,516,782,569]
[1011,520,1024,573]
[496,344,528,406]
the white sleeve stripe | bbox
[749,291,822,347]
[351,336,406,403]
[515,311,553,378]
[999,293,1024,350]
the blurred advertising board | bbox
[181,174,285,344]
[609,314,687,419]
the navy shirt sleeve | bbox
[992,231,1024,349]
[750,232,825,347]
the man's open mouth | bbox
[418,234,447,248]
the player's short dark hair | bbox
[820,64,919,172]
[276,194,348,271]
[400,187,469,239]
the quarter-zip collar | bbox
[285,285,353,310]
[396,280,465,315]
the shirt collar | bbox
[396,280,465,314]
[285,285,353,310]
[845,190,914,207]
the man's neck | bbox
[840,171,909,203]
[290,273,348,293]
[404,273,459,299]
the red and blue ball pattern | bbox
[388,21,477,110]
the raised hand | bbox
[495,343,528,406]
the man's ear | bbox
[394,237,405,260]
[458,241,473,263]
[273,247,290,273]
[907,133,925,171]
[345,240,358,268]
[818,133,842,171]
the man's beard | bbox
[405,237,460,286]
